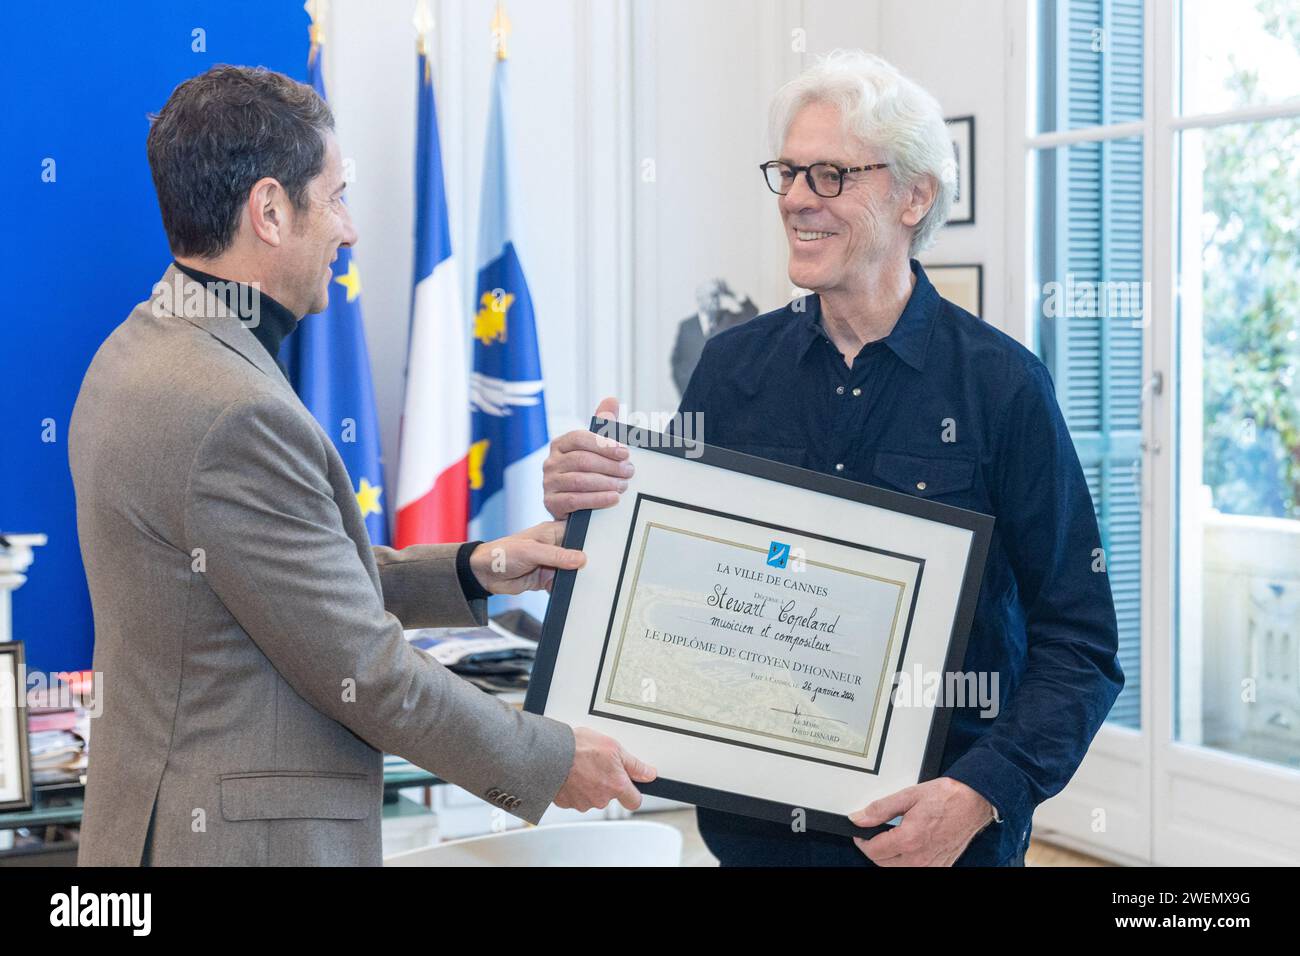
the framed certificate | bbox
[0,642,33,813]
[527,420,992,837]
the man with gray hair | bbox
[543,50,1122,866]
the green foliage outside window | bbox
[1201,0,1300,517]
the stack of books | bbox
[28,707,89,787]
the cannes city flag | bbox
[282,39,389,545]
[469,56,550,612]
[394,47,468,546]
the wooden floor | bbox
[655,808,1112,867]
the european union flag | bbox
[281,40,389,545]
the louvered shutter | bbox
[1038,0,1145,728]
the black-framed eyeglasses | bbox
[759,160,890,198]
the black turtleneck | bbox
[173,260,299,368]
[171,260,492,602]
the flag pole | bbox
[413,0,435,83]
[490,1,511,61]
[304,0,328,67]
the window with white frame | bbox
[1177,0,1300,770]
[1029,0,1300,767]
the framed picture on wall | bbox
[0,642,33,813]
[927,264,983,318]
[945,115,975,225]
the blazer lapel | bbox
[153,264,295,394]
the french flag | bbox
[394,42,468,546]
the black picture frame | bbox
[526,419,993,839]
[0,641,33,814]
[945,115,975,225]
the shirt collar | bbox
[793,259,940,372]
[172,260,300,367]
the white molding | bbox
[1172,97,1300,130]
[1024,100,1300,151]
[1157,744,1300,865]
[1032,724,1152,861]
[755,0,806,313]
[1024,120,1146,148]
[1140,0,1166,867]
[435,0,468,329]
[613,0,636,411]
[573,0,593,425]
[1003,0,1033,348]
[573,0,635,421]
[0,534,46,645]
[628,0,659,415]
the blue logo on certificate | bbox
[767,541,791,569]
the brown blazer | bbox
[69,266,574,865]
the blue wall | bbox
[0,1,309,672]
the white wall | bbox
[629,0,802,414]
[327,0,420,490]
[328,0,598,489]
[324,0,1015,515]
[880,0,1010,336]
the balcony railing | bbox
[1200,508,1300,769]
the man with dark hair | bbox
[69,65,653,867]
[146,65,335,261]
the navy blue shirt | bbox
[677,260,1123,866]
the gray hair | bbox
[768,50,955,256]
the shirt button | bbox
[916,481,927,491]
[852,387,862,397]
[835,385,845,395]
[834,463,845,472]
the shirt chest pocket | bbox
[872,451,977,501]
